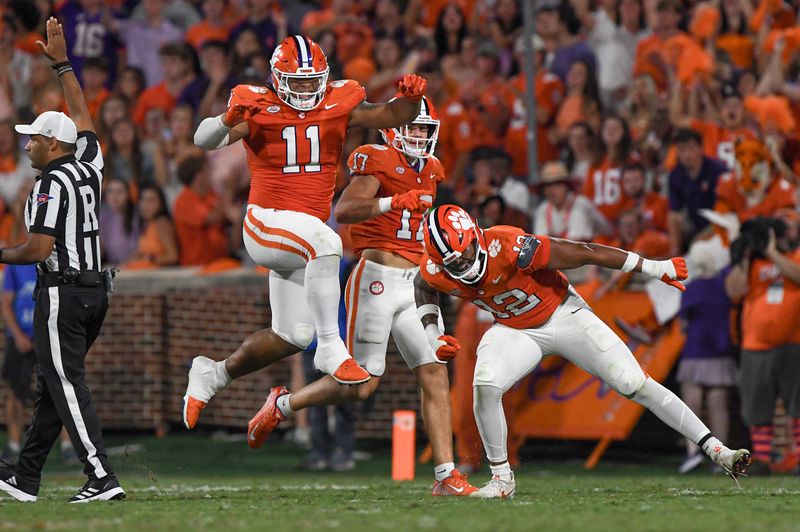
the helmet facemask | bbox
[384,120,439,159]
[442,235,488,285]
[272,67,329,111]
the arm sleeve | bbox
[194,115,231,150]
[75,131,103,170]
[28,177,63,236]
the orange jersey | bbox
[420,226,569,329]
[583,157,633,223]
[347,144,442,263]
[714,174,797,221]
[620,192,669,232]
[236,80,366,221]
[742,250,800,350]
[690,119,756,169]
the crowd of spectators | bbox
[1,0,800,473]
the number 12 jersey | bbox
[420,227,570,329]
[347,144,443,263]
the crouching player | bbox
[247,98,477,496]
[416,205,751,498]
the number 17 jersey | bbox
[347,144,443,263]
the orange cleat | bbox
[183,396,206,430]
[331,359,371,385]
[431,469,478,497]
[247,386,289,449]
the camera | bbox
[730,216,786,266]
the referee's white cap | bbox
[15,111,78,144]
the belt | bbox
[39,270,103,288]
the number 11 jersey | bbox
[236,80,366,222]
[420,227,570,329]
[347,144,443,263]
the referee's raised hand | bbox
[35,17,69,64]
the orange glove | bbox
[641,257,688,292]
[432,334,461,362]
[391,189,432,212]
[397,74,427,102]
[224,103,260,127]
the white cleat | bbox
[471,472,515,499]
[182,356,224,429]
[707,445,751,484]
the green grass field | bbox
[0,432,798,531]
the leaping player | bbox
[415,205,751,498]
[186,35,428,433]
[244,97,477,495]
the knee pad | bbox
[289,323,315,349]
[612,366,648,398]
[312,228,343,258]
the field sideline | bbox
[0,433,797,531]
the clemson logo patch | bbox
[447,210,474,231]
[488,239,501,257]
[248,85,268,94]
[266,105,280,113]
[369,281,384,295]
[330,80,347,88]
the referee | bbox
[0,17,124,503]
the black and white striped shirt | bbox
[24,131,103,273]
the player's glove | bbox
[391,189,433,213]
[640,256,688,292]
[398,74,427,102]
[224,103,261,127]
[431,334,461,363]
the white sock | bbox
[276,393,294,418]
[8,441,19,453]
[700,436,724,457]
[434,462,455,481]
[214,360,232,388]
[489,462,512,479]
[305,255,349,373]
[630,378,710,444]
[473,385,509,464]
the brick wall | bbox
[0,269,424,439]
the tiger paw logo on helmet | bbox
[488,239,501,257]
[447,210,474,231]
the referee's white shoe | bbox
[0,462,38,502]
[69,476,126,503]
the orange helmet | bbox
[423,205,488,284]
[381,96,440,158]
[270,35,330,111]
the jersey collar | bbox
[38,154,75,179]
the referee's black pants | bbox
[17,283,114,482]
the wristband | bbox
[56,66,74,77]
[50,61,71,70]
[621,252,640,273]
[378,197,392,214]
[425,323,442,346]
[417,304,440,321]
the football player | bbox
[245,98,477,496]
[185,35,427,431]
[415,205,751,498]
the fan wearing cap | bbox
[0,17,125,504]
[414,204,751,498]
[533,161,611,241]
